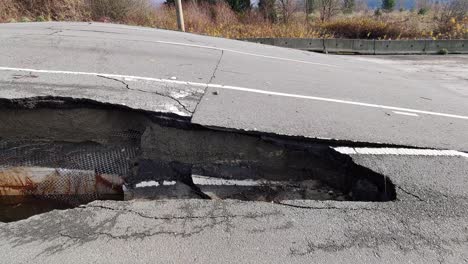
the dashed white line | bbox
[1,66,468,121]
[334,147,468,158]
[392,111,419,117]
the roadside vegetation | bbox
[1,0,467,39]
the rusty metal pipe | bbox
[0,167,124,205]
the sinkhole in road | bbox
[0,97,396,222]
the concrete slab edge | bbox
[241,38,468,55]
[334,147,468,158]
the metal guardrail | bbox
[242,38,468,55]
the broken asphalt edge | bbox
[0,95,398,203]
[0,95,446,150]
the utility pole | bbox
[175,0,185,32]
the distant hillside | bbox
[153,0,452,9]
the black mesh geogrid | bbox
[0,136,140,205]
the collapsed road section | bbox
[0,97,396,222]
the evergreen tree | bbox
[382,0,396,11]
[226,0,251,13]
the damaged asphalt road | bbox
[1,155,468,263]
[1,22,468,150]
[0,22,468,263]
[1,175,468,264]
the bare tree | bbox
[440,0,468,23]
[416,0,429,10]
[305,0,315,14]
[435,0,467,37]
[259,0,277,21]
[315,0,343,21]
[355,0,368,12]
[277,0,298,23]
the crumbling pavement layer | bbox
[1,155,467,263]
[1,22,468,150]
[0,22,468,263]
[1,155,468,264]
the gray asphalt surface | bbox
[1,155,468,264]
[0,22,467,150]
[1,22,468,263]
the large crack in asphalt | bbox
[97,75,194,114]
[49,200,285,242]
[396,186,424,201]
[272,201,377,211]
[0,96,397,222]
[82,204,252,221]
[192,50,224,115]
[208,50,224,85]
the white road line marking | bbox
[135,180,176,188]
[153,40,337,67]
[134,176,287,188]
[40,26,337,67]
[192,175,284,186]
[13,26,336,67]
[334,147,468,158]
[2,66,468,121]
[392,111,419,117]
